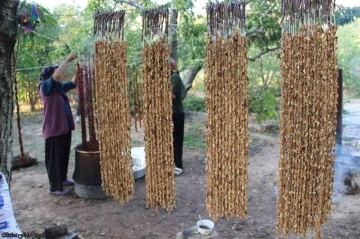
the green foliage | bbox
[249,84,279,123]
[247,46,280,123]
[343,98,350,116]
[125,15,143,68]
[50,4,94,57]
[183,121,206,149]
[15,2,59,108]
[19,1,57,27]
[336,6,360,26]
[178,15,206,68]
[14,0,284,122]
[182,94,205,112]
[337,18,360,96]
[177,0,283,69]
[246,0,282,50]
[85,0,113,13]
[174,0,194,11]
[191,71,205,92]
[247,47,281,89]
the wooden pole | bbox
[78,63,88,150]
[336,68,343,154]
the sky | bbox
[33,0,359,12]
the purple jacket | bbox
[39,77,76,139]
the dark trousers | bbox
[45,131,72,192]
[173,112,185,169]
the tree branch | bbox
[245,0,263,5]
[113,0,144,9]
[247,46,281,62]
[259,58,265,85]
[265,3,277,15]
[245,27,265,37]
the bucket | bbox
[72,143,109,199]
[197,219,214,235]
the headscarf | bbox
[169,57,178,71]
[38,65,58,88]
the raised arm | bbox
[53,54,78,82]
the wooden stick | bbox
[78,63,88,150]
[86,53,97,151]
[132,70,138,132]
[136,68,142,128]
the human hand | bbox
[172,94,176,99]
[66,54,78,62]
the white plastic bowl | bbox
[131,147,146,179]
[132,157,146,179]
[197,219,214,235]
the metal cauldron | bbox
[72,143,109,200]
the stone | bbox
[67,233,79,239]
[176,226,219,239]
[350,170,360,191]
[45,225,68,238]
[55,233,78,239]
[12,152,38,170]
[344,169,360,195]
[260,120,279,134]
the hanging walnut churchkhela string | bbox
[141,8,175,211]
[93,11,134,204]
[277,1,338,238]
[205,1,248,220]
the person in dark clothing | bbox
[170,58,185,176]
[38,53,78,195]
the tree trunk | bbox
[169,8,178,61]
[29,94,36,111]
[0,0,19,184]
[180,65,202,98]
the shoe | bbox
[76,116,80,123]
[63,179,74,186]
[174,167,183,176]
[48,189,70,195]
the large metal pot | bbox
[72,143,109,200]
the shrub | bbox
[182,94,205,112]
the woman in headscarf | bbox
[170,58,185,176]
[38,53,78,195]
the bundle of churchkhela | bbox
[205,0,249,220]
[93,10,134,204]
[277,1,338,238]
[141,8,176,211]
[76,53,98,152]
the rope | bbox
[13,28,25,163]
[42,6,207,17]
[31,30,64,43]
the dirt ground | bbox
[9,109,360,239]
